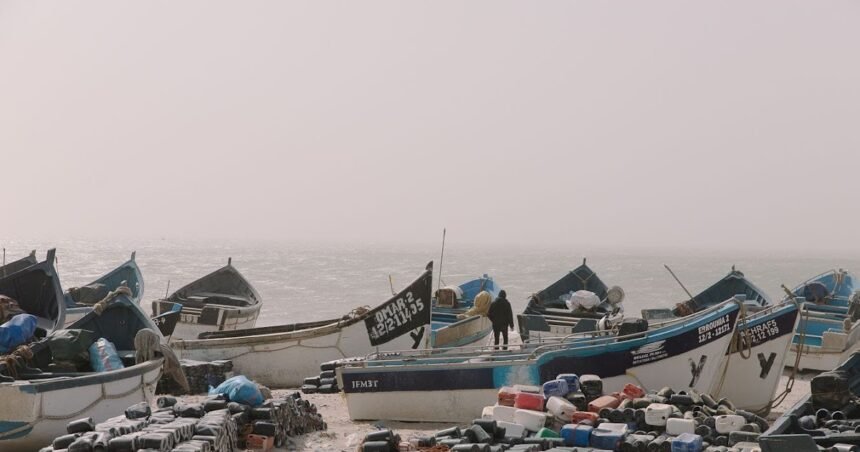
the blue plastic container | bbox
[542,378,569,399]
[89,338,125,372]
[561,424,592,447]
[556,373,580,393]
[671,432,703,452]
[590,423,628,450]
[0,314,37,353]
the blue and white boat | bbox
[785,269,860,371]
[62,252,144,326]
[431,274,501,349]
[518,260,625,342]
[338,299,742,422]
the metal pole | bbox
[437,228,446,293]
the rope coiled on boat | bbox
[0,344,33,379]
[92,283,133,315]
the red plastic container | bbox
[587,395,621,413]
[570,411,600,425]
[498,386,518,407]
[514,392,545,411]
[622,384,645,400]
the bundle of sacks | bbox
[40,375,326,452]
[158,359,235,395]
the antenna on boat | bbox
[388,275,396,296]
[437,228,446,293]
[165,280,171,298]
[664,264,697,303]
[228,257,232,266]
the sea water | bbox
[1,238,858,328]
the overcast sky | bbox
[1,1,858,251]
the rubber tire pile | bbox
[157,359,234,395]
[39,391,326,451]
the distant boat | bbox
[784,269,860,371]
[151,258,262,340]
[171,262,435,388]
[431,274,501,349]
[338,299,743,422]
[518,259,625,342]
[0,249,65,333]
[62,252,144,326]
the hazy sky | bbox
[2,1,858,251]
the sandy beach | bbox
[268,368,818,451]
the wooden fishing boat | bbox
[518,259,625,342]
[0,249,65,333]
[785,269,860,371]
[62,252,144,327]
[642,266,770,321]
[171,263,434,388]
[0,250,37,278]
[643,268,794,413]
[0,254,168,451]
[151,258,262,340]
[339,299,742,422]
[431,274,500,349]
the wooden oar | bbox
[664,264,697,302]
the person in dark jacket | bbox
[487,290,514,350]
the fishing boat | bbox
[518,259,625,342]
[151,258,262,340]
[0,253,168,451]
[62,252,144,326]
[762,350,860,451]
[170,262,435,388]
[0,249,65,333]
[431,274,500,349]
[0,250,37,278]
[338,299,742,422]
[784,269,860,371]
[643,267,796,413]
[696,299,799,414]
[642,266,770,321]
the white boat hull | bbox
[712,304,800,413]
[340,303,742,422]
[0,360,162,452]
[174,318,428,388]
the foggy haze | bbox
[2,1,858,252]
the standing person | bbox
[488,290,514,350]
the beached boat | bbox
[641,269,794,413]
[785,269,860,371]
[0,259,166,451]
[62,252,144,327]
[0,250,37,278]
[642,266,770,321]
[431,274,500,349]
[171,263,435,388]
[699,300,799,414]
[339,299,742,422]
[0,249,65,333]
[762,350,860,451]
[518,260,624,342]
[151,258,262,340]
